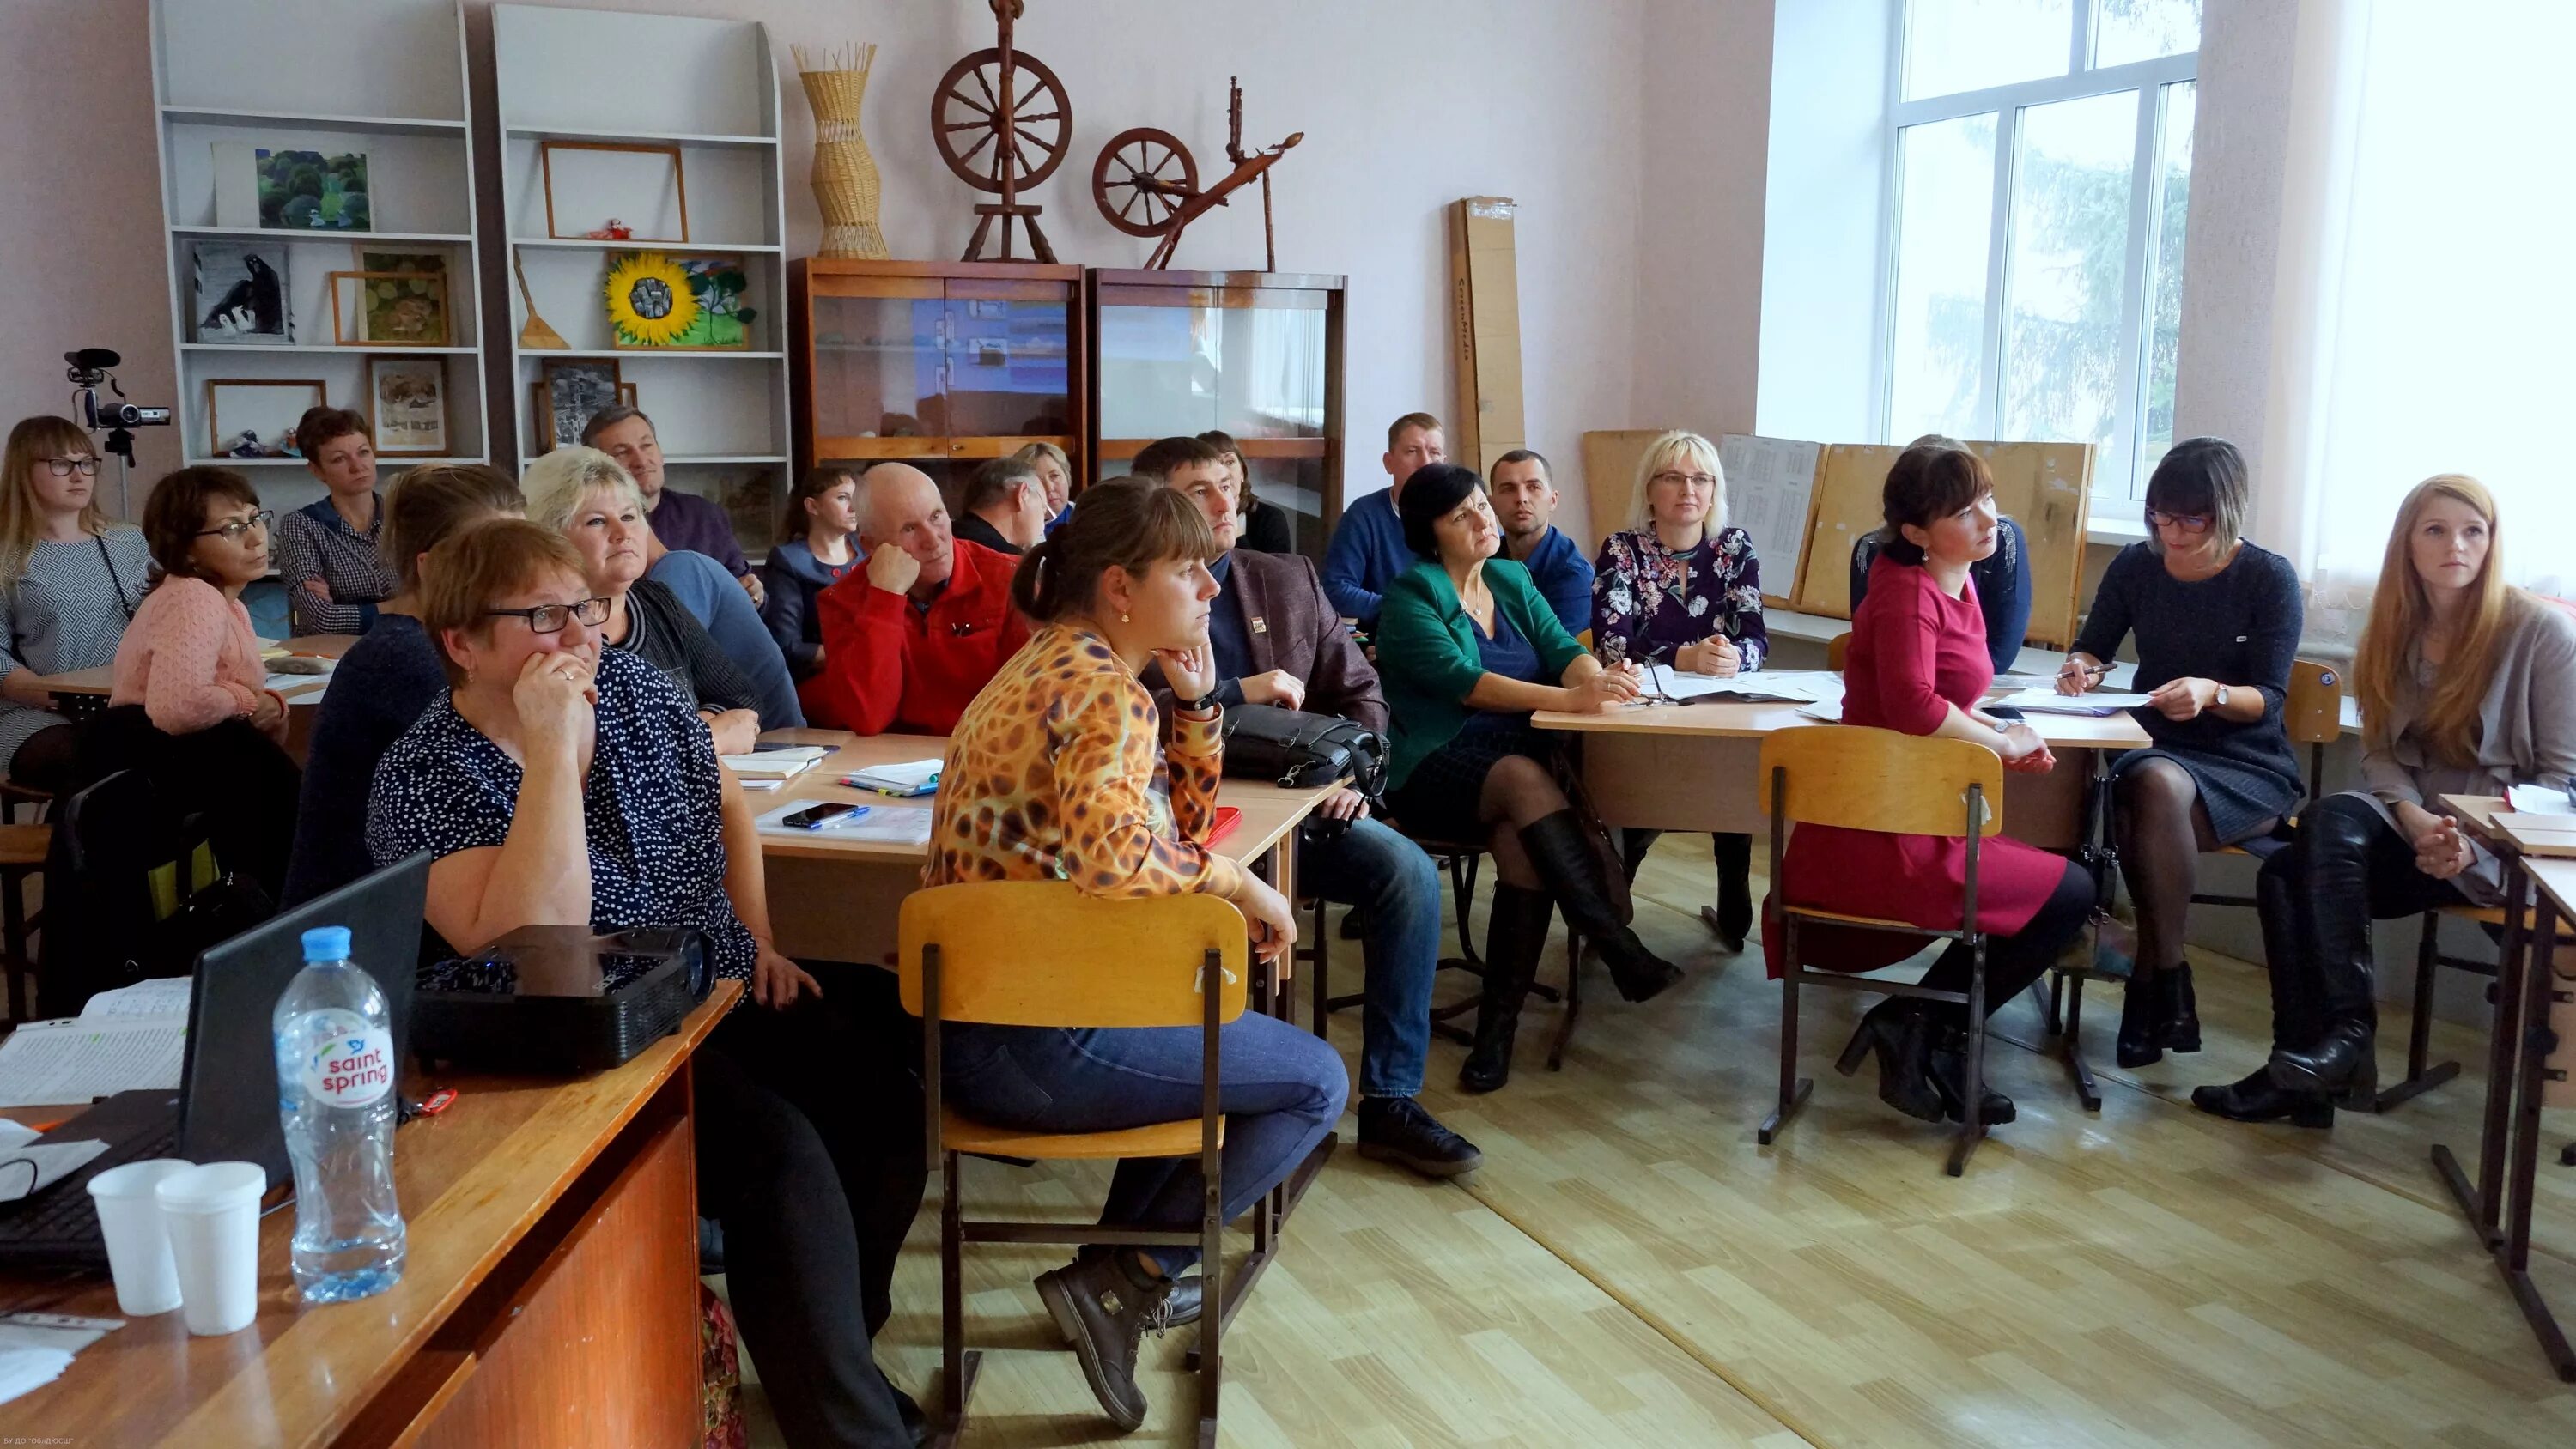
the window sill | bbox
[2086,518,2149,546]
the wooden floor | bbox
[738,836,2576,1447]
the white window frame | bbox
[1877,2,2199,520]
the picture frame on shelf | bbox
[328,270,450,348]
[367,356,449,458]
[191,240,293,345]
[605,252,756,351]
[539,358,624,450]
[541,141,689,242]
[531,377,639,453]
[206,379,326,459]
[256,147,371,231]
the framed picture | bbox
[328,270,449,348]
[605,252,756,351]
[191,240,293,345]
[257,148,371,230]
[531,378,637,454]
[367,356,448,458]
[206,379,326,459]
[541,141,688,242]
[540,358,623,449]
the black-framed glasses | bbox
[2144,506,2213,535]
[486,597,611,634]
[44,457,100,477]
[1651,470,1718,490]
[194,510,275,542]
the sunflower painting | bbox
[605,252,756,350]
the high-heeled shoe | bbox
[2190,1066,2331,1126]
[2159,962,2202,1054]
[1459,884,1552,1094]
[1835,1000,1944,1123]
[2268,1020,2377,1103]
[1926,1025,2016,1125]
[2116,970,2166,1068]
[1522,811,1682,1003]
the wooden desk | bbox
[0,980,739,1448]
[753,731,1340,967]
[2428,796,2575,1380]
[34,634,359,701]
[1531,701,2151,850]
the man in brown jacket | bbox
[1133,435,1480,1182]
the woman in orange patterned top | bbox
[926,479,1349,1433]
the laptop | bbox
[0,853,428,1271]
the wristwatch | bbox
[2214,685,2231,710]
[1186,689,1224,715]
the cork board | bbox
[1791,440,2094,649]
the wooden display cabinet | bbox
[1087,270,1347,562]
[790,258,1084,500]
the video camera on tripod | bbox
[65,348,169,516]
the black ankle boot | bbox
[1712,832,1754,953]
[2269,1019,2377,1102]
[2191,1066,2332,1126]
[2159,962,2202,1053]
[1927,1025,2016,1125]
[2116,969,2166,1069]
[1835,999,1943,1123]
[1460,883,1552,1094]
[1521,810,1682,1003]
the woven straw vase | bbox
[799,50,889,259]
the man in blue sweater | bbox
[1321,411,1445,627]
[1489,448,1593,637]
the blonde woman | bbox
[1013,440,1076,534]
[0,415,149,786]
[2202,476,2576,1122]
[1589,429,1767,949]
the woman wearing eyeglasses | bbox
[90,466,301,894]
[2057,438,2305,1081]
[0,416,149,790]
[366,518,929,1447]
[523,448,769,755]
[1589,430,1768,951]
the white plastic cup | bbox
[87,1158,195,1316]
[154,1161,267,1336]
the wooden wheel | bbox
[1092,127,1199,237]
[932,47,1072,192]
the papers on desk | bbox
[1643,664,1833,705]
[1986,687,2156,716]
[2506,782,2576,815]
[0,1313,121,1407]
[754,800,933,846]
[0,1141,109,1203]
[0,979,192,1109]
[842,758,942,796]
[722,747,828,781]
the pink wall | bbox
[2,0,1776,535]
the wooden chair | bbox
[2186,659,2344,912]
[1756,726,2007,1176]
[0,824,48,1022]
[903,882,1249,1448]
[1826,632,1851,673]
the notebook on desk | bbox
[0,855,428,1272]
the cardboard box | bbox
[1449,197,1525,476]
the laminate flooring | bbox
[737,835,2576,1447]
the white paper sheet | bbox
[1717,434,1822,591]
[2506,782,2576,815]
[0,1019,187,1109]
[754,801,933,846]
[1645,664,1834,704]
[843,758,942,791]
[1987,688,2155,714]
[720,754,817,779]
[0,1346,73,1407]
[77,977,192,1022]
[0,1141,110,1203]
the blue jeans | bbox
[943,1012,1348,1270]
[1297,816,1442,1099]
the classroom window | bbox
[1884,0,2201,512]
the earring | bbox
[1121,613,1132,624]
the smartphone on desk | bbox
[783,802,870,831]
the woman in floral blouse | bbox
[1589,429,1769,950]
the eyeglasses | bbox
[44,457,100,477]
[486,597,611,634]
[1651,470,1718,490]
[2144,506,2214,535]
[194,510,275,542]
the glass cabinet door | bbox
[943,281,1074,439]
[810,279,947,441]
[1097,288,1328,441]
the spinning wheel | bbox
[931,49,1072,193]
[1091,128,1199,238]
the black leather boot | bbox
[2195,852,2331,1124]
[2264,799,2383,1103]
[1521,810,1682,1003]
[1459,883,1552,1094]
[1712,832,1754,953]
[1834,998,1944,1122]
[2159,961,2202,1053]
[2117,967,2166,1068]
[1927,1025,2017,1125]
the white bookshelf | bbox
[149,0,490,506]
[492,4,793,560]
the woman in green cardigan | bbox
[1376,463,1683,1092]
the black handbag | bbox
[1218,704,1388,798]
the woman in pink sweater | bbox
[91,466,300,895]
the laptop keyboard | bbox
[1,1123,176,1252]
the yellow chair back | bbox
[1826,632,1851,673]
[2285,659,2342,746]
[1759,725,2004,838]
[899,881,1249,1028]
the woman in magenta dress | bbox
[1771,442,2094,1126]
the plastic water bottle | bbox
[273,925,406,1303]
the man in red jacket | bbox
[802,463,1030,734]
